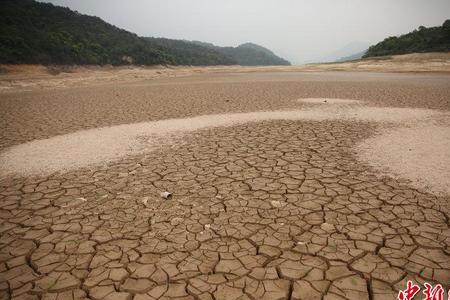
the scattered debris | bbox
[161,191,172,199]
[297,241,307,245]
[204,224,211,229]
[76,197,87,202]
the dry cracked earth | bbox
[0,71,449,300]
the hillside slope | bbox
[0,0,289,66]
[364,20,450,58]
[0,0,177,65]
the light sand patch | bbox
[298,98,362,104]
[0,107,441,176]
[357,126,450,196]
[298,52,450,73]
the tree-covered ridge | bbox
[0,0,176,65]
[144,38,235,66]
[0,0,290,66]
[193,41,291,66]
[364,20,450,58]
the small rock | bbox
[141,197,149,206]
[297,241,306,245]
[205,224,211,229]
[271,200,283,208]
[161,191,172,199]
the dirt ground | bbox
[1,52,449,93]
[0,60,449,300]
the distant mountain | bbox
[364,20,450,58]
[0,0,289,66]
[335,50,367,62]
[317,41,370,63]
[192,41,291,66]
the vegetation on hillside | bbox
[144,38,235,66]
[0,0,172,65]
[364,20,450,58]
[193,42,290,66]
[0,0,290,66]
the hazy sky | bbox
[41,0,450,64]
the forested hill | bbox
[0,0,233,65]
[364,20,450,58]
[192,41,291,66]
[0,0,290,66]
[0,0,175,65]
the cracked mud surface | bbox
[0,71,449,300]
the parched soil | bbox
[1,52,449,93]
[0,69,449,300]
